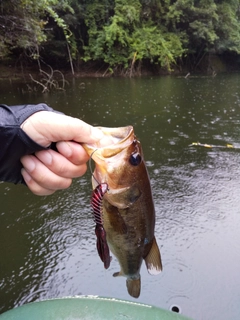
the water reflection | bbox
[1,74,240,319]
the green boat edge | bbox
[0,295,192,320]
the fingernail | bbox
[37,150,53,165]
[21,168,32,183]
[57,141,73,157]
[21,156,36,172]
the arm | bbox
[0,104,106,195]
[0,103,57,184]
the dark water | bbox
[1,74,240,319]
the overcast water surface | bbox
[0,74,240,319]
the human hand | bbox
[20,111,104,196]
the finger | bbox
[35,149,88,178]
[21,111,104,147]
[20,155,73,190]
[21,169,56,196]
[55,141,89,165]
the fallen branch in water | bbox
[29,73,48,93]
[28,64,69,93]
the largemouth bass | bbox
[83,126,162,298]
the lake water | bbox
[1,74,240,319]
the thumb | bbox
[21,111,104,147]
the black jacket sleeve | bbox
[0,103,59,184]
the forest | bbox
[1,0,240,76]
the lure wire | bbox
[89,149,100,185]
[89,149,110,192]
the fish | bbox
[83,126,162,298]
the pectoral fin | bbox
[144,237,162,275]
[106,184,141,209]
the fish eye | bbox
[129,152,142,166]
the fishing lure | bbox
[91,183,108,225]
[91,183,111,269]
[95,224,111,269]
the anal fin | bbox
[144,236,162,275]
[113,271,122,277]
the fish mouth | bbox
[82,126,135,188]
[83,126,134,158]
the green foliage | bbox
[215,2,240,54]
[0,0,75,61]
[1,0,240,73]
[130,24,186,70]
[0,0,46,57]
[166,0,240,55]
[83,0,185,73]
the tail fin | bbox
[126,277,141,298]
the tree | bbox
[166,0,240,67]
[1,0,240,74]
[0,0,75,68]
[83,0,185,74]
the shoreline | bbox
[0,59,239,83]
